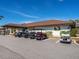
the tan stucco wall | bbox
[4,27,23,35]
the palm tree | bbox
[0,16,4,20]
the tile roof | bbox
[22,20,68,27]
[2,20,73,28]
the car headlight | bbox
[67,39,71,41]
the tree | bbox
[68,19,76,28]
[0,16,4,20]
[75,19,79,22]
[68,19,75,22]
[68,19,79,37]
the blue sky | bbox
[0,0,79,25]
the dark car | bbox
[15,31,29,38]
[60,36,72,44]
[22,31,29,38]
[29,32,36,39]
[36,32,47,40]
[15,32,22,37]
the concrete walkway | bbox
[0,35,79,59]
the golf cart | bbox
[60,31,72,44]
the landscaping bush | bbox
[70,28,77,37]
[60,31,70,36]
[46,31,52,38]
[60,31,70,34]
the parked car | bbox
[36,32,47,40]
[22,31,29,38]
[15,32,22,37]
[29,32,36,39]
[15,31,29,38]
[60,36,72,44]
[60,31,72,44]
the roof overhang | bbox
[2,23,27,28]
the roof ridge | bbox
[22,20,65,25]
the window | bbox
[61,26,71,30]
[11,29,14,33]
[11,29,16,33]
[54,26,60,30]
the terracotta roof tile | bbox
[22,20,66,27]
[2,20,73,28]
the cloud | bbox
[0,8,40,18]
[12,11,40,18]
[58,0,64,2]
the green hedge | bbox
[46,31,52,38]
[60,31,70,34]
[60,31,70,36]
[70,28,77,37]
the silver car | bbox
[60,36,72,44]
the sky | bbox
[0,0,79,25]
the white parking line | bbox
[56,40,60,43]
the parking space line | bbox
[56,40,60,43]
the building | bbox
[76,22,79,28]
[2,23,27,35]
[0,27,5,35]
[75,22,79,37]
[1,20,73,37]
[22,20,72,37]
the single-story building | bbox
[22,20,73,37]
[0,27,5,35]
[2,23,27,35]
[1,20,73,37]
[76,22,79,27]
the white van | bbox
[60,31,72,44]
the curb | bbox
[73,40,79,45]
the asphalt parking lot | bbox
[0,35,79,59]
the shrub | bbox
[70,28,77,37]
[46,31,52,38]
[60,31,70,36]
